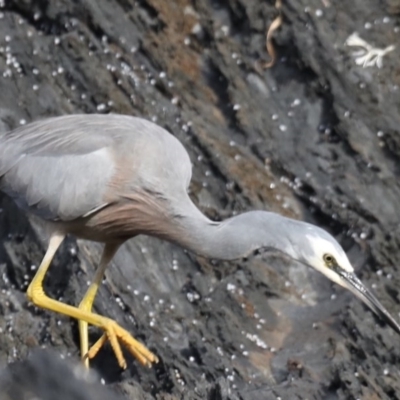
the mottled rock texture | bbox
[0,1,399,399]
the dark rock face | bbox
[0,350,127,400]
[0,1,399,399]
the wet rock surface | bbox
[0,0,399,399]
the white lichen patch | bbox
[345,32,395,68]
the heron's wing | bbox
[0,114,194,221]
[0,115,119,221]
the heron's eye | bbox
[323,253,335,266]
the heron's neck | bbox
[167,196,293,261]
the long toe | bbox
[87,319,158,369]
[119,332,159,367]
[112,322,158,367]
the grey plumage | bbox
[0,114,191,222]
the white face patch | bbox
[305,233,354,273]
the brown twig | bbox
[261,0,283,69]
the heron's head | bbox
[289,222,400,334]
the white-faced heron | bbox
[0,114,399,369]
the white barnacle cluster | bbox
[345,32,395,68]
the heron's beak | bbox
[338,270,400,335]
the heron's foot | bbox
[85,319,158,369]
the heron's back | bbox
[0,114,192,224]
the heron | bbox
[0,114,399,369]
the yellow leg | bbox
[78,243,120,368]
[26,233,158,369]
